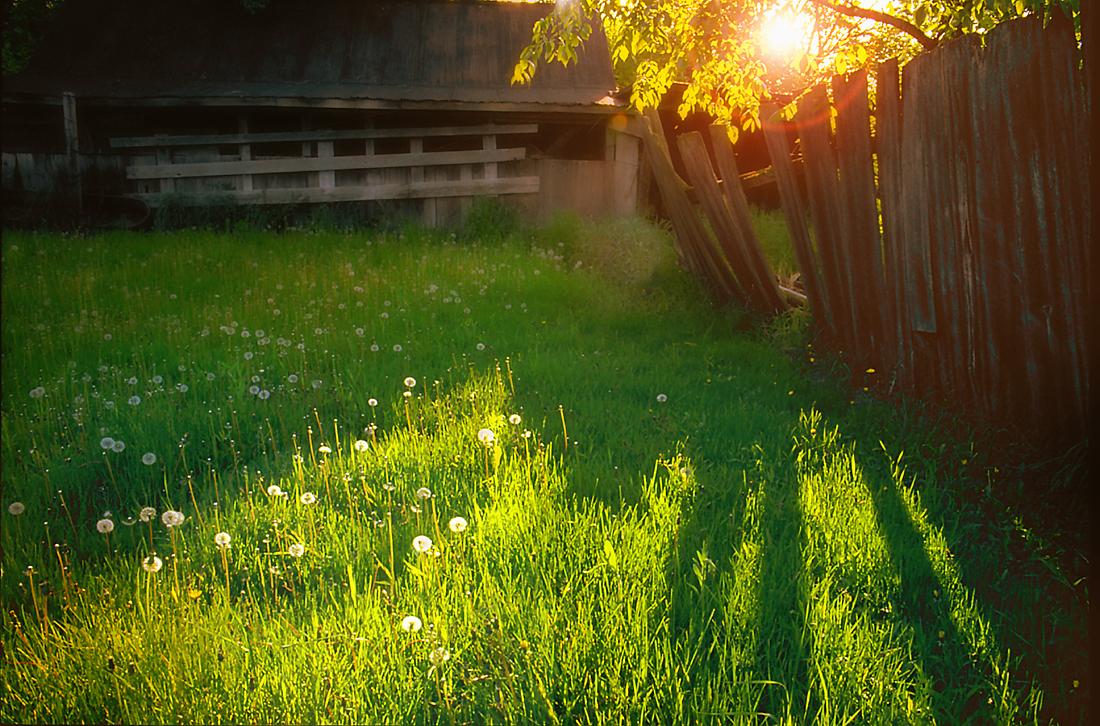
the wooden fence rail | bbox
[110,123,540,217]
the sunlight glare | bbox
[759,8,814,62]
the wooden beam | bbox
[61,92,82,214]
[133,176,540,206]
[126,148,527,180]
[110,124,539,149]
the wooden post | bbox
[238,114,253,192]
[62,92,82,215]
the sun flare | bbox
[759,8,814,62]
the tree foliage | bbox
[514,0,1080,137]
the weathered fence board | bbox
[874,60,908,390]
[832,70,887,364]
[676,131,783,313]
[639,110,744,304]
[759,15,1089,445]
[707,126,786,313]
[109,124,539,149]
[761,102,834,338]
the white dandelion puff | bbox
[317,444,332,455]
[354,439,369,453]
[412,535,433,553]
[299,492,317,505]
[508,414,522,425]
[401,615,422,632]
[368,398,378,407]
[415,487,432,500]
[656,393,668,403]
[100,437,115,450]
[404,377,416,388]
[128,395,141,406]
[477,428,495,446]
[141,555,163,573]
[141,452,157,466]
[448,516,468,533]
[138,506,156,523]
[288,543,305,558]
[8,502,26,516]
[29,386,46,399]
[214,531,231,548]
[161,510,185,528]
[266,484,284,497]
[111,440,126,453]
[96,518,115,534]
[429,647,451,666]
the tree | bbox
[513,0,1081,138]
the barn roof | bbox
[3,0,620,111]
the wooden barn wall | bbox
[2,105,641,223]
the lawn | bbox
[0,210,1088,724]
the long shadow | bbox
[848,439,1007,723]
[664,428,815,723]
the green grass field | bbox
[0,210,1089,723]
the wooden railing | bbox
[109,123,539,207]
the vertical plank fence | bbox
[760,14,1089,444]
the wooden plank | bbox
[874,60,910,392]
[483,135,498,181]
[796,85,860,360]
[898,53,939,398]
[678,131,777,313]
[640,109,742,304]
[761,102,834,339]
[1038,12,1090,434]
[832,70,887,365]
[126,147,527,180]
[61,92,82,213]
[238,114,253,192]
[134,176,540,206]
[707,126,786,312]
[110,124,539,149]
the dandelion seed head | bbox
[368,398,378,407]
[8,502,26,516]
[288,543,305,558]
[266,484,283,497]
[214,531,231,548]
[412,535,433,553]
[96,518,115,534]
[477,428,495,446]
[429,647,450,666]
[448,516,468,533]
[508,414,522,425]
[299,491,317,505]
[142,555,163,573]
[404,377,416,388]
[100,437,115,450]
[111,440,126,453]
[161,510,185,528]
[142,452,157,466]
[354,439,369,453]
[656,393,668,403]
[415,487,432,500]
[401,615,422,632]
[139,506,156,523]
[318,444,332,455]
[29,386,46,399]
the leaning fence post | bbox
[62,91,82,216]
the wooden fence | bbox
[108,122,540,225]
[645,15,1090,444]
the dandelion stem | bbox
[558,405,568,453]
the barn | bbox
[1,0,642,225]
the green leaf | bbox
[603,539,619,570]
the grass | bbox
[0,208,1089,723]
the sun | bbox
[759,8,815,63]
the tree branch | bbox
[807,0,939,50]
